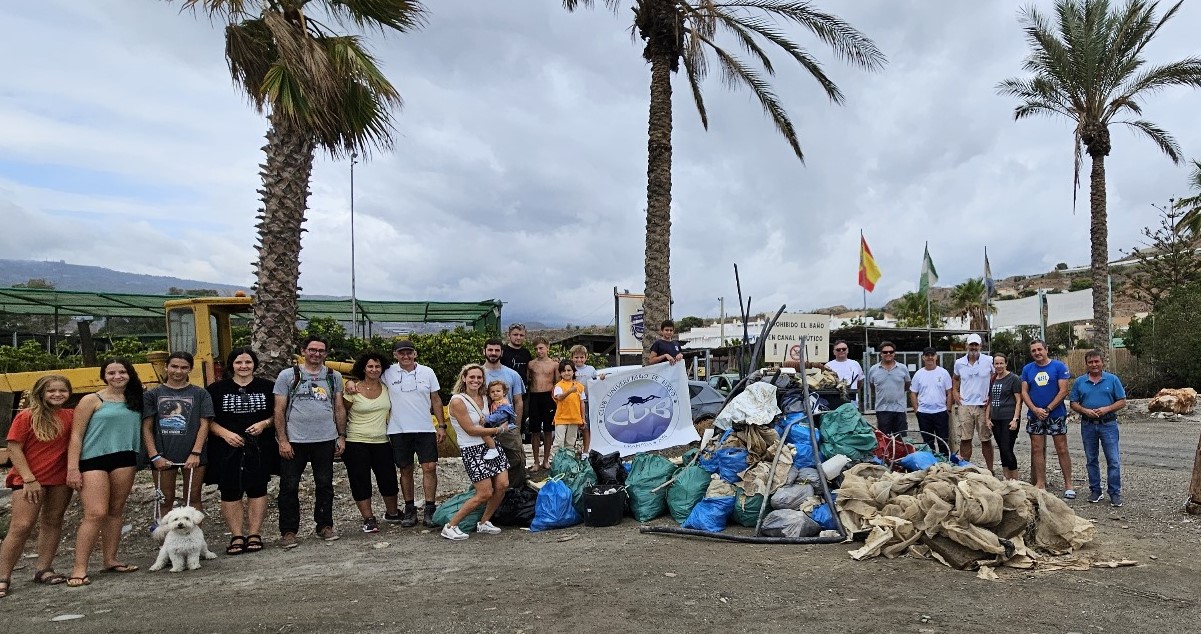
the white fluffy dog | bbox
[150,506,217,572]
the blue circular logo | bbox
[602,377,678,443]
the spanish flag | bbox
[858,233,881,292]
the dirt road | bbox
[1,402,1199,633]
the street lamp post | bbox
[350,152,359,339]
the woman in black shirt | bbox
[205,347,278,554]
[986,353,1024,481]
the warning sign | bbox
[765,313,830,364]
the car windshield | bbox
[689,385,703,398]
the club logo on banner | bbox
[588,362,700,457]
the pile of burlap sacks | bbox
[836,462,1097,573]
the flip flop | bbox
[0,578,9,598]
[66,576,91,588]
[101,563,139,574]
[244,534,264,553]
[33,569,68,585]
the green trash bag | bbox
[562,460,598,516]
[550,447,581,480]
[818,403,879,460]
[430,489,484,533]
[667,464,711,523]
[626,453,679,522]
[731,486,767,528]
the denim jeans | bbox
[1080,421,1121,497]
[278,440,335,535]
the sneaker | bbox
[440,524,469,541]
[400,506,417,528]
[361,517,379,534]
[476,521,502,535]
[317,526,340,541]
[1110,494,1123,508]
[483,447,500,460]
[1088,491,1104,504]
[279,533,299,549]
[383,510,403,523]
[423,505,437,528]
[1063,489,1076,500]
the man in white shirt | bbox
[909,347,953,454]
[824,340,864,408]
[953,333,994,470]
[382,340,446,528]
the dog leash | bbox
[152,464,195,525]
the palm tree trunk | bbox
[1088,151,1110,352]
[252,110,316,377]
[642,54,673,361]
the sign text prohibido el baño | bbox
[764,313,830,364]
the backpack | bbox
[285,365,339,417]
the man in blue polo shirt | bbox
[1069,350,1127,507]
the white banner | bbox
[587,362,700,457]
[1046,289,1093,325]
[615,292,646,355]
[764,313,830,364]
[991,294,1042,328]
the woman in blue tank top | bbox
[65,358,144,587]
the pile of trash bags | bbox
[835,462,1096,570]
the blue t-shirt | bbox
[1021,359,1071,419]
[484,364,525,399]
[1070,372,1126,414]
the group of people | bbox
[834,336,1126,506]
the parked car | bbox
[688,380,726,424]
[707,373,741,395]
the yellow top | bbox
[345,390,391,443]
[553,380,585,425]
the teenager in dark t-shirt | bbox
[500,324,532,383]
[648,320,684,365]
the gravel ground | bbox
[0,399,1199,633]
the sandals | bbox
[66,576,91,588]
[101,563,139,574]
[244,534,264,553]
[226,535,248,555]
[33,569,68,585]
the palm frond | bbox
[713,1,885,71]
[561,0,620,12]
[323,0,428,34]
[680,47,710,129]
[224,19,275,110]
[707,12,843,102]
[1121,119,1181,162]
[699,34,803,161]
[178,0,253,20]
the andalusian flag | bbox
[984,248,996,298]
[858,233,881,292]
[919,242,939,295]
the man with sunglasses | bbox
[382,340,446,528]
[866,341,910,436]
[825,340,864,408]
[273,336,346,547]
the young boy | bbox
[570,345,596,454]
[526,337,559,471]
[648,320,684,365]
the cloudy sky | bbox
[3,1,1200,326]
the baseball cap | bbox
[392,340,416,352]
[922,346,937,356]
[966,333,982,345]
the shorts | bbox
[957,405,991,442]
[1026,415,1068,436]
[527,392,556,435]
[875,411,908,436]
[79,451,139,473]
[389,432,438,468]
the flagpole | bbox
[985,246,992,353]
[924,241,932,347]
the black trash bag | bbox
[589,450,626,486]
[492,485,538,527]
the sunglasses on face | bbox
[881,350,895,354]
[834,348,847,352]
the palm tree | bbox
[891,291,944,329]
[997,0,1201,350]
[562,0,885,358]
[949,278,990,331]
[176,0,427,375]
[1172,159,1201,237]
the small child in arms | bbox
[482,380,517,460]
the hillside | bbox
[0,259,247,295]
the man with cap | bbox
[909,346,953,454]
[382,339,446,527]
[953,334,994,470]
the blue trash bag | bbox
[530,479,583,532]
[775,413,821,469]
[681,496,735,532]
[715,447,749,483]
[949,453,974,468]
[898,451,939,472]
[698,428,733,474]
[810,495,839,531]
